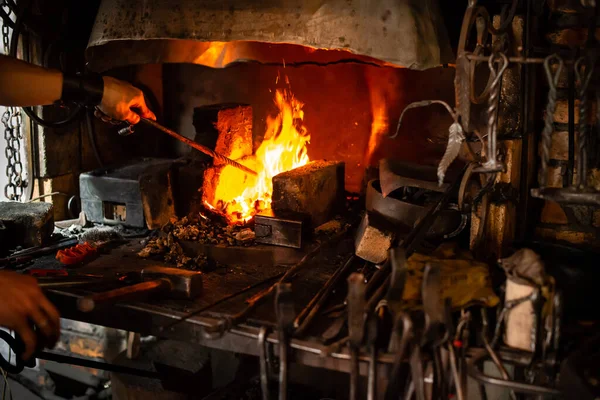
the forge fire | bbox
[3,0,600,399]
[203,85,311,224]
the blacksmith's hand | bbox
[97,76,156,124]
[0,271,60,359]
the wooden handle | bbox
[77,279,172,312]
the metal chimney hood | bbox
[86,0,453,72]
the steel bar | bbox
[466,54,575,64]
[37,351,160,379]
[294,255,356,335]
[139,117,258,176]
[347,273,366,400]
[258,327,270,400]
[467,350,562,397]
[228,227,350,328]
[158,273,284,333]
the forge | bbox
[4,0,600,399]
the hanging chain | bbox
[1,0,26,201]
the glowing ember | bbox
[208,87,310,224]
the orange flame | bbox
[209,88,310,223]
[364,90,389,166]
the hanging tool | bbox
[258,326,271,400]
[385,311,414,400]
[419,264,452,400]
[531,54,600,205]
[118,118,257,176]
[347,273,366,400]
[77,266,203,312]
[574,55,595,189]
[365,314,378,400]
[474,52,509,173]
[275,283,295,400]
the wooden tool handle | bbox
[77,279,172,313]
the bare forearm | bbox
[0,55,62,106]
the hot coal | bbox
[138,212,256,269]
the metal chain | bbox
[540,55,563,188]
[1,0,26,201]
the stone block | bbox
[272,160,345,227]
[0,201,53,249]
[540,201,568,224]
[354,212,395,264]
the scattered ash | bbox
[138,212,255,269]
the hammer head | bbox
[141,266,202,299]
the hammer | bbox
[77,266,202,313]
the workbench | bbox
[41,237,396,377]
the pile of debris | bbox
[137,213,256,269]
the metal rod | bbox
[294,255,356,335]
[467,350,562,397]
[139,117,258,176]
[568,65,576,186]
[229,227,350,327]
[466,54,575,64]
[37,351,160,379]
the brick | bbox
[539,131,570,161]
[272,160,345,227]
[547,0,583,12]
[0,201,53,248]
[553,99,580,124]
[536,227,597,247]
[541,201,568,224]
[354,212,394,264]
[589,168,600,191]
[593,209,600,227]
[546,165,565,188]
[546,27,589,47]
[193,104,253,164]
[551,99,596,125]
[549,60,570,88]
